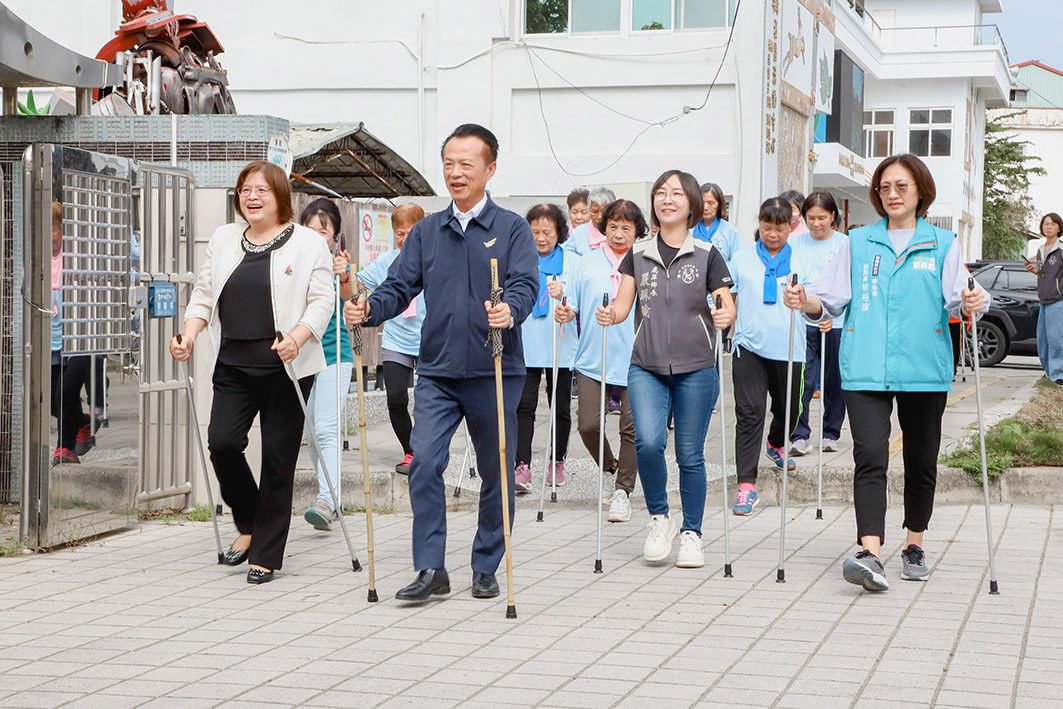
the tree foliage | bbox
[982,113,1045,259]
[525,0,567,33]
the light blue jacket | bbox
[357,249,426,357]
[730,242,814,362]
[568,249,634,386]
[693,218,740,269]
[841,218,955,392]
[522,249,578,369]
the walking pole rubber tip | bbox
[724,564,733,578]
[367,589,379,603]
[816,509,823,520]
[777,569,786,583]
[536,511,544,522]
[216,553,224,565]
[454,488,462,498]
[352,559,362,572]
[990,581,999,595]
[506,605,517,619]
[594,560,603,574]
[550,492,557,503]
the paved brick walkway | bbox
[1,503,1060,708]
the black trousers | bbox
[732,346,802,485]
[846,390,948,545]
[516,367,573,465]
[207,363,313,570]
[51,354,90,451]
[382,361,415,455]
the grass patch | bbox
[139,505,213,522]
[942,378,1063,483]
[0,539,26,557]
[342,504,395,516]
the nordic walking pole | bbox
[349,295,379,602]
[537,290,562,521]
[816,328,826,521]
[174,334,224,564]
[968,277,1000,595]
[489,259,518,619]
[275,331,362,574]
[454,422,475,497]
[594,292,609,574]
[713,296,733,578]
[778,273,798,584]
[334,240,345,530]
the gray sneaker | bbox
[822,437,840,452]
[843,550,890,592]
[789,438,812,456]
[303,500,334,531]
[900,544,929,581]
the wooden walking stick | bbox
[351,291,379,602]
[490,258,518,619]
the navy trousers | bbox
[409,374,522,574]
[791,326,846,442]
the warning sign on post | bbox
[358,208,394,268]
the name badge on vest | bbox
[872,255,881,277]
[912,256,937,272]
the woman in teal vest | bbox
[784,154,988,593]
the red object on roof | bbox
[96,9,225,63]
[1010,60,1063,78]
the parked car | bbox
[968,261,1039,366]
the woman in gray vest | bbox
[597,170,735,568]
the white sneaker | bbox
[789,438,811,456]
[822,437,840,452]
[643,514,678,562]
[607,490,631,523]
[675,530,705,568]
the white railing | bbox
[877,25,1009,64]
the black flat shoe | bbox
[471,571,499,599]
[221,545,250,566]
[247,568,274,584]
[395,568,450,601]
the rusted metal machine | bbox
[95,0,236,115]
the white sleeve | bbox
[942,240,990,318]
[808,239,852,322]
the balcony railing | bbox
[877,25,1009,65]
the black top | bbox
[217,227,293,371]
[619,236,723,290]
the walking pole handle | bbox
[790,273,798,287]
[176,333,182,344]
[350,291,366,355]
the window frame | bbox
[862,108,895,159]
[524,0,733,36]
[908,107,953,158]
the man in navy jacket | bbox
[345,124,538,601]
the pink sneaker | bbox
[514,463,532,493]
[547,460,566,487]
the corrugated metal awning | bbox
[290,123,434,199]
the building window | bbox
[1010,88,1028,103]
[909,108,952,157]
[525,0,569,33]
[527,0,730,34]
[679,0,730,28]
[572,0,621,32]
[632,0,672,29]
[525,0,621,33]
[863,109,894,158]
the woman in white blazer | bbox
[170,160,333,584]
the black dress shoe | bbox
[472,571,499,599]
[221,545,250,566]
[247,568,274,584]
[395,568,450,601]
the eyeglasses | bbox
[653,190,687,201]
[876,182,911,197]
[238,186,272,198]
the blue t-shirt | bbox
[789,230,848,329]
[730,242,814,362]
[358,249,426,357]
[522,251,578,369]
[569,249,634,386]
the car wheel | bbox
[971,320,1007,367]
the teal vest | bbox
[840,217,954,392]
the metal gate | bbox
[20,144,138,549]
[136,165,197,508]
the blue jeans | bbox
[1038,300,1063,381]
[628,364,719,536]
[305,361,354,510]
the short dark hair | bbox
[1041,213,1063,237]
[441,123,499,163]
[650,170,703,230]
[801,191,841,229]
[759,197,792,225]
[566,187,590,209]
[699,182,729,221]
[779,189,806,208]
[869,153,937,218]
[233,160,294,224]
[299,197,342,235]
[526,203,570,244]
[598,199,649,240]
